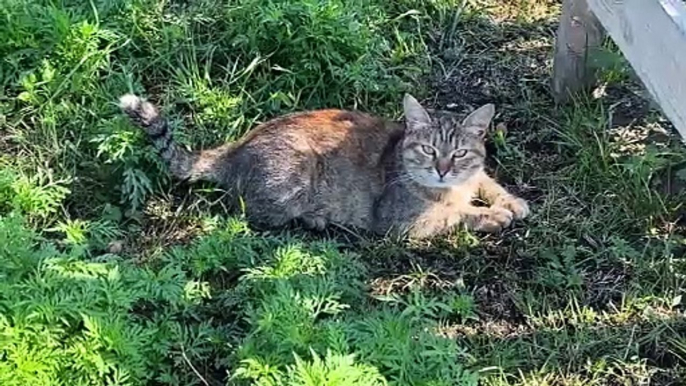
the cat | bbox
[119,93,529,238]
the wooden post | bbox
[551,0,606,103]
[586,0,686,139]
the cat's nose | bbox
[435,159,451,178]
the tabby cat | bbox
[120,93,529,238]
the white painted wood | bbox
[552,0,606,103]
[586,0,686,139]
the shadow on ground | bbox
[353,4,686,385]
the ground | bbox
[1,0,686,385]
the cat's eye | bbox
[421,145,436,156]
[452,149,468,159]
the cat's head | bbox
[400,94,493,188]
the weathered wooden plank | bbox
[551,0,606,103]
[587,0,686,139]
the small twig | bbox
[181,346,210,386]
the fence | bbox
[552,0,686,139]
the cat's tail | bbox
[119,94,224,182]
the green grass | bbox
[2,0,686,385]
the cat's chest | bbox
[434,191,473,212]
[428,187,473,204]
[414,188,474,214]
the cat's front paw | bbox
[475,207,513,233]
[495,195,529,220]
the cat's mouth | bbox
[430,179,458,187]
[413,170,467,188]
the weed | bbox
[2,0,686,385]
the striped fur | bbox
[400,95,492,189]
[119,92,529,238]
[119,94,221,182]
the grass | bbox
[1,0,686,385]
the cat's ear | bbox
[403,94,431,130]
[462,103,495,138]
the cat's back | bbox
[241,109,403,162]
[224,108,403,229]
